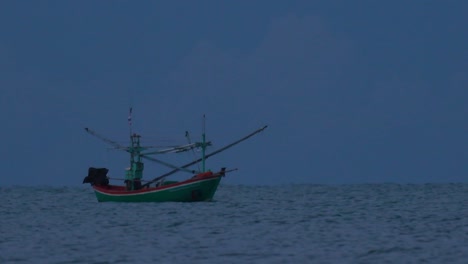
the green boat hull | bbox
[92,176,222,202]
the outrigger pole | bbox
[141,125,268,188]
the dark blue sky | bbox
[1,1,467,186]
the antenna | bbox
[128,107,133,137]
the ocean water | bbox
[2,183,468,263]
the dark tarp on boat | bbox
[83,167,109,186]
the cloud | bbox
[134,14,357,184]
[142,13,468,184]
[156,14,353,129]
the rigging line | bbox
[141,125,268,188]
[140,142,211,155]
[140,155,200,174]
[84,127,126,150]
[107,177,151,182]
[185,131,201,171]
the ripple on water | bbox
[1,184,468,263]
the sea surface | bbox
[1,184,468,263]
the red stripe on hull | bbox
[93,174,222,195]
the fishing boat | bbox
[82,110,267,202]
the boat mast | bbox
[125,133,144,190]
[202,114,206,172]
[125,107,144,190]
